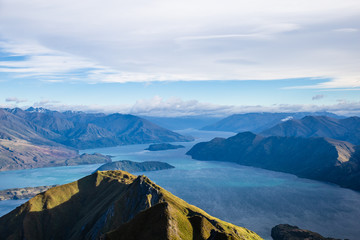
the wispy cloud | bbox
[312,94,324,100]
[0,0,359,89]
[333,28,358,33]
[5,97,27,104]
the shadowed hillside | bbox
[187,132,360,191]
[0,170,263,240]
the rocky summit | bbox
[0,170,263,240]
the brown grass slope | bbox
[0,170,263,240]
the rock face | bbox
[145,143,185,151]
[261,116,360,145]
[271,224,341,240]
[0,185,57,201]
[0,170,263,240]
[95,160,174,172]
[202,112,341,133]
[187,132,360,191]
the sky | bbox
[0,0,359,116]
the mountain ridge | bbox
[261,115,360,145]
[202,112,343,133]
[0,170,263,240]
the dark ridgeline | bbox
[0,170,263,240]
[187,131,360,191]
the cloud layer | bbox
[3,96,359,117]
[0,0,359,89]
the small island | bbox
[145,143,185,151]
[95,160,175,173]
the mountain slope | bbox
[0,170,263,240]
[187,132,360,191]
[261,115,360,145]
[6,108,193,149]
[202,112,342,133]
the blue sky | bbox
[0,0,359,116]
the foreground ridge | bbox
[0,170,263,240]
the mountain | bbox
[95,160,174,172]
[261,115,360,145]
[202,112,342,133]
[0,107,193,170]
[0,170,263,240]
[145,143,185,151]
[142,116,222,130]
[187,132,360,191]
[5,108,193,149]
[271,224,341,240]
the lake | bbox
[0,129,360,239]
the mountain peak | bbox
[25,107,51,113]
[0,170,262,240]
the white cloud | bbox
[20,96,360,117]
[333,28,358,33]
[0,0,359,87]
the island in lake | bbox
[145,143,185,151]
[95,160,175,172]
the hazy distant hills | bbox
[142,116,221,130]
[261,115,360,145]
[0,170,263,240]
[202,112,342,133]
[0,107,192,170]
[187,132,360,191]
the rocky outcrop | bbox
[271,224,342,240]
[187,132,360,191]
[0,170,263,240]
[145,143,185,151]
[95,160,174,172]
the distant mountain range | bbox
[0,170,263,240]
[261,115,360,145]
[0,107,192,171]
[142,115,221,130]
[202,112,343,133]
[187,132,360,191]
[4,107,193,149]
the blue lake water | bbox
[1,129,360,239]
